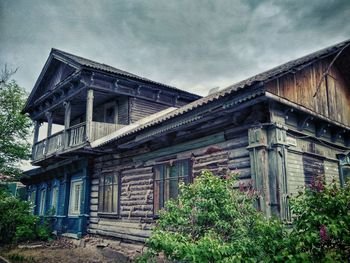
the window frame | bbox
[153,159,192,215]
[68,180,83,216]
[51,185,59,215]
[98,172,121,217]
[339,154,350,186]
[28,188,37,214]
[39,188,47,216]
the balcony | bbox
[32,121,125,163]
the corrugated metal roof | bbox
[52,48,201,99]
[91,38,350,148]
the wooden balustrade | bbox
[46,131,64,155]
[68,122,86,147]
[32,121,124,162]
[91,122,126,141]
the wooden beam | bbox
[92,85,180,108]
[266,92,350,131]
[331,128,346,143]
[86,89,94,142]
[298,114,313,131]
[31,84,85,120]
[316,122,330,137]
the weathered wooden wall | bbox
[88,128,251,243]
[129,97,170,123]
[268,104,345,214]
[266,57,350,126]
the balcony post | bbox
[44,111,52,156]
[64,101,71,129]
[46,111,53,137]
[33,121,41,145]
[86,89,94,142]
[63,101,71,149]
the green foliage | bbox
[0,189,51,244]
[138,172,350,262]
[0,66,32,179]
[284,176,350,262]
[138,171,286,263]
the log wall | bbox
[88,128,251,243]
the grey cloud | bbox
[0,0,349,97]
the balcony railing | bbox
[32,122,125,162]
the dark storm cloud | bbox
[0,0,349,97]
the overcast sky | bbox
[1,0,350,97]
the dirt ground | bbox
[0,237,142,263]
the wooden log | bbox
[122,173,153,183]
[88,229,147,243]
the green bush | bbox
[283,176,350,262]
[0,189,51,244]
[138,172,350,262]
[138,171,286,262]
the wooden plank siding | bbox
[266,57,350,126]
[129,97,170,123]
[88,129,251,243]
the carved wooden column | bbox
[63,101,71,149]
[46,111,53,137]
[33,121,41,145]
[85,89,94,142]
[44,112,53,155]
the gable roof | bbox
[51,49,198,96]
[92,38,350,148]
[23,49,201,113]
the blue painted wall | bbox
[25,159,89,238]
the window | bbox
[98,173,120,214]
[339,154,350,186]
[39,189,46,216]
[51,186,59,215]
[342,165,350,183]
[28,190,36,214]
[154,160,191,213]
[69,181,83,215]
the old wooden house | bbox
[22,39,350,242]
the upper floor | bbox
[23,49,201,165]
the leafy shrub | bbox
[138,171,286,262]
[0,189,51,244]
[283,176,350,262]
[138,172,350,262]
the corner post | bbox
[86,89,94,142]
[247,126,270,217]
[267,124,291,221]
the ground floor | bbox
[23,120,350,243]
[24,159,90,238]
